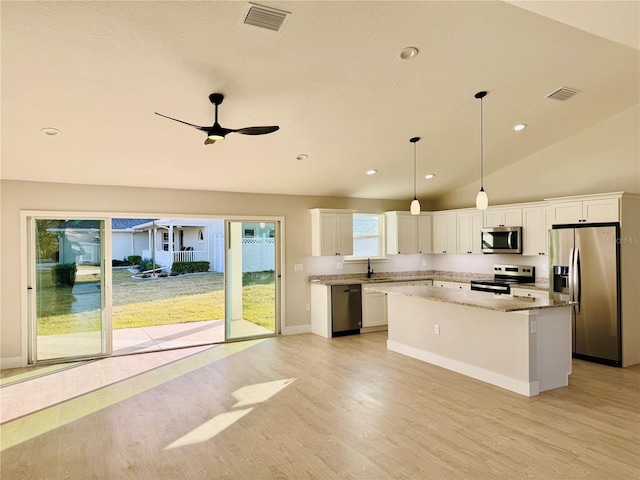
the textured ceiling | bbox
[1,1,638,201]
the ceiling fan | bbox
[155,93,279,145]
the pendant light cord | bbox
[413,141,417,200]
[480,94,484,190]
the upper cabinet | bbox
[385,211,432,255]
[432,211,457,254]
[310,209,354,256]
[483,207,523,227]
[522,204,552,256]
[418,213,433,254]
[385,211,418,254]
[456,210,483,254]
[546,194,620,225]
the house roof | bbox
[1,1,638,203]
[48,219,153,231]
[112,218,154,231]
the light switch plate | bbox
[294,264,303,272]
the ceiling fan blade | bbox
[155,112,208,132]
[232,126,280,135]
[204,138,217,145]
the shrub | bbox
[112,259,130,267]
[139,258,160,272]
[52,262,77,287]
[171,261,210,275]
[127,255,142,265]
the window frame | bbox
[345,212,387,262]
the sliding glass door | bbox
[26,214,281,363]
[225,220,279,341]
[30,218,109,362]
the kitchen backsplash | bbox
[305,253,549,280]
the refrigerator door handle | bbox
[568,247,575,303]
[574,247,581,314]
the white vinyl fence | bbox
[208,234,275,273]
[144,235,274,273]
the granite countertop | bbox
[367,285,571,312]
[308,270,549,291]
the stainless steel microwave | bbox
[481,227,522,254]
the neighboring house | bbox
[124,218,223,272]
[46,220,102,265]
[114,218,275,273]
[47,218,275,273]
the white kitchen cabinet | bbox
[522,204,553,256]
[310,209,354,256]
[432,212,457,254]
[548,196,619,225]
[456,210,483,254]
[511,287,549,299]
[363,281,410,328]
[385,211,418,255]
[483,207,523,227]
[433,280,470,290]
[362,290,388,327]
[405,279,433,286]
[418,213,432,254]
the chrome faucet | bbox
[367,258,374,278]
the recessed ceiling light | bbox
[296,154,309,161]
[41,127,60,136]
[398,47,419,60]
[513,124,527,132]
[366,169,378,175]
[424,174,435,179]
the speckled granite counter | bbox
[382,285,572,397]
[308,270,490,285]
[369,285,567,312]
[308,270,549,291]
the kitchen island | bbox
[368,285,573,397]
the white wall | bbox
[1,102,637,365]
[0,180,409,364]
[434,105,640,210]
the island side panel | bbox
[386,294,535,396]
[310,283,332,338]
[534,309,572,392]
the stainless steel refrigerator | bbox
[549,223,621,366]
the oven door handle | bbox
[472,284,509,293]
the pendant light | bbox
[475,91,489,210]
[410,136,421,215]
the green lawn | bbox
[37,267,275,335]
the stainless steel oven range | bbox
[470,264,535,295]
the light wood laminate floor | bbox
[1,332,639,479]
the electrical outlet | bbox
[434,324,440,335]
[336,263,343,270]
[306,303,311,311]
[422,260,427,267]
[530,320,537,334]
[294,264,303,272]
[541,263,547,272]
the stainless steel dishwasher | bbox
[331,284,362,337]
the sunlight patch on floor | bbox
[164,377,296,450]
[0,339,266,451]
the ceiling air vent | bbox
[546,87,580,101]
[243,3,290,32]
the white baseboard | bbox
[387,340,538,397]
[283,324,311,335]
[1,356,26,370]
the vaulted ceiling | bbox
[2,1,638,201]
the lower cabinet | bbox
[362,290,388,327]
[405,279,434,287]
[510,287,549,299]
[433,280,470,290]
